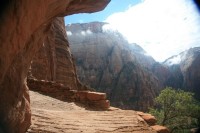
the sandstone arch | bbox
[0,0,110,132]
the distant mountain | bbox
[66,22,161,111]
[66,22,200,110]
[163,47,200,100]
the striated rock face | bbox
[0,0,110,132]
[29,17,81,90]
[66,22,161,111]
[163,47,200,100]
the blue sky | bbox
[64,0,142,24]
[65,0,200,62]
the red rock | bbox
[137,111,146,116]
[141,114,157,126]
[90,100,110,109]
[87,91,106,101]
[151,125,170,133]
[137,112,157,126]
[29,17,80,89]
[0,0,110,132]
[76,91,89,101]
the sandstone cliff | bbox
[29,17,81,90]
[66,22,161,111]
[0,0,110,132]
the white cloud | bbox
[81,31,86,36]
[105,0,200,62]
[102,24,117,32]
[80,30,93,36]
[67,31,72,36]
[86,29,92,34]
[165,55,182,66]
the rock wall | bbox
[29,17,81,90]
[27,78,110,110]
[0,0,110,132]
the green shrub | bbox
[149,87,200,133]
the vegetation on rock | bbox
[149,87,200,133]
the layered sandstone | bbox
[29,17,81,90]
[0,0,110,132]
[66,22,161,111]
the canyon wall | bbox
[0,0,110,132]
[66,22,161,111]
[67,22,200,111]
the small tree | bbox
[149,87,200,133]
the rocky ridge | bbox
[27,78,110,110]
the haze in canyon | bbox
[66,0,200,62]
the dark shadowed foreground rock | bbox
[0,0,110,132]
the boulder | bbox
[87,92,106,101]
[151,125,170,133]
[137,112,157,126]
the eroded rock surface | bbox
[29,17,81,90]
[0,0,110,132]
[27,90,157,133]
[27,78,110,110]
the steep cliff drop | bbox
[0,0,110,133]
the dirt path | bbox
[27,91,156,133]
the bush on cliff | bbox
[149,87,200,133]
